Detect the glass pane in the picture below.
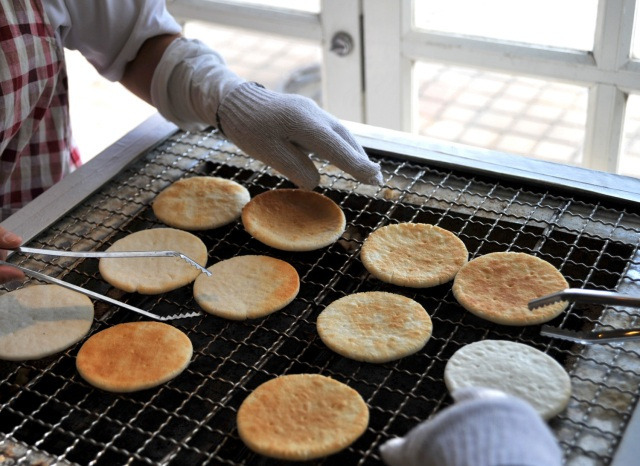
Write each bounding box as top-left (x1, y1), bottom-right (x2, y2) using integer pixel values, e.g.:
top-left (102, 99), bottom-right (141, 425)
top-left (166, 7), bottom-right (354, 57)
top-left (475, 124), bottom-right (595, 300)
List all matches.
top-left (211, 0), bottom-right (320, 13)
top-left (633, 5), bottom-right (640, 59)
top-left (416, 62), bottom-right (587, 167)
top-left (184, 21), bottom-right (322, 97)
top-left (620, 94), bottom-right (640, 178)
top-left (414, 0), bottom-right (598, 51)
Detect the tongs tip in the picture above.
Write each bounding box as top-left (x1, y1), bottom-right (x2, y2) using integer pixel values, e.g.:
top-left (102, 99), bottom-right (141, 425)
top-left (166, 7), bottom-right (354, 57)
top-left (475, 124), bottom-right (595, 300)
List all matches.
top-left (528, 290), bottom-right (567, 310)
top-left (175, 253), bottom-right (211, 276)
top-left (156, 311), bottom-right (203, 321)
top-left (529, 288), bottom-right (640, 311)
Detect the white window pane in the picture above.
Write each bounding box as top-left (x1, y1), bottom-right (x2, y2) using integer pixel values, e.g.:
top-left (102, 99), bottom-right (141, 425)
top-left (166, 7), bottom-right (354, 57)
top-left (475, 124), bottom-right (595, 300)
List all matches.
top-left (633, 5), bottom-right (640, 59)
top-left (183, 22), bottom-right (322, 98)
top-left (413, 0), bottom-right (597, 51)
top-left (620, 94), bottom-right (640, 178)
top-left (209, 0), bottom-right (320, 13)
top-left (416, 63), bottom-right (587, 167)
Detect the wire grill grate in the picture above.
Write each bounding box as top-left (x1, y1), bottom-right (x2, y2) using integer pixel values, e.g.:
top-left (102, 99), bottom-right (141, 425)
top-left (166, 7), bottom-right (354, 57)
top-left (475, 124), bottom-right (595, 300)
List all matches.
top-left (1, 128), bottom-right (639, 465)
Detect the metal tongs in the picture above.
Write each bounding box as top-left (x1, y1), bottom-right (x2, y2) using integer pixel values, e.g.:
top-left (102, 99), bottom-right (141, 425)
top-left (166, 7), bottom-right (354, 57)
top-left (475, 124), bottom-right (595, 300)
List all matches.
top-left (0, 246), bottom-right (212, 321)
top-left (0, 260), bottom-right (201, 321)
top-left (13, 246), bottom-right (211, 276)
top-left (528, 288), bottom-right (640, 344)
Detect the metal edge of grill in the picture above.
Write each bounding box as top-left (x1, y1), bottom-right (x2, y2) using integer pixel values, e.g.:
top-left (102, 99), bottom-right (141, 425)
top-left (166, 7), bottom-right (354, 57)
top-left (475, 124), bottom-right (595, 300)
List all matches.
top-left (1, 115), bottom-right (639, 466)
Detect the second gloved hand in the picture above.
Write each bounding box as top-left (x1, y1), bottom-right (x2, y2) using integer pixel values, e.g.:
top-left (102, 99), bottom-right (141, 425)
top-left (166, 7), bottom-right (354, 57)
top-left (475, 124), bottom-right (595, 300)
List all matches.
top-left (379, 387), bottom-right (563, 466)
top-left (152, 37), bottom-right (382, 190)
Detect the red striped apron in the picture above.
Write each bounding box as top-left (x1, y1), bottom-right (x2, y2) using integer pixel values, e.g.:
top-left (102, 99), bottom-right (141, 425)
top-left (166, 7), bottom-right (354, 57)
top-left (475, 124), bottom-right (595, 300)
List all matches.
top-left (1, 0), bottom-right (81, 220)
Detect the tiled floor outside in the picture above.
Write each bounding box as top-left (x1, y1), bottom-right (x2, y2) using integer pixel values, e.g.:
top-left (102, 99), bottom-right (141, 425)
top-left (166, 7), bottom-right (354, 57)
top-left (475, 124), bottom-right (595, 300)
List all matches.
top-left (416, 64), bottom-right (588, 167)
top-left (66, 21), bottom-right (640, 178)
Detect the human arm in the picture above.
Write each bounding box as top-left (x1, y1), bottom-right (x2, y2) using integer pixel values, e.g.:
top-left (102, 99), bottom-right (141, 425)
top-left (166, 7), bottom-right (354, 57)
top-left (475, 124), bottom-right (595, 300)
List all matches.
top-left (120, 33), bottom-right (181, 104)
top-left (44, 0), bottom-right (382, 189)
top-left (147, 36), bottom-right (383, 189)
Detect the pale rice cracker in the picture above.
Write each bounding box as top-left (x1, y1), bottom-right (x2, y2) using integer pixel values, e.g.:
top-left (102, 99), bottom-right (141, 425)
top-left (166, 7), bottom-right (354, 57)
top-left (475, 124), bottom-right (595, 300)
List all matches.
top-left (193, 255), bottom-right (299, 320)
top-left (152, 176), bottom-right (250, 230)
top-left (317, 291), bottom-right (433, 363)
top-left (76, 321), bottom-right (192, 393)
top-left (444, 339), bottom-right (572, 420)
top-left (361, 223), bottom-right (468, 287)
top-left (0, 285), bottom-right (94, 361)
top-left (241, 189), bottom-right (346, 251)
top-left (237, 373), bottom-right (369, 461)
top-left (98, 228), bottom-right (208, 294)
top-left (452, 251), bottom-right (568, 325)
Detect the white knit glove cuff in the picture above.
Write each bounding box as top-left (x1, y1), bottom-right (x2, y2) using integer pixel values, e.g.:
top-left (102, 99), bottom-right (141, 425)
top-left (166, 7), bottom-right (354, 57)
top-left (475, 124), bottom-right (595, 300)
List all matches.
top-left (151, 37), bottom-right (382, 189)
top-left (150, 37), bottom-right (244, 132)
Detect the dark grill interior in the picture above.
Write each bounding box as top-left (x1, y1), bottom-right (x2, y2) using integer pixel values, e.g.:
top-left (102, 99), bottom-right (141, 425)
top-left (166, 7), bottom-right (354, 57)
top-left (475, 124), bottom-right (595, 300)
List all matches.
top-left (1, 128), bottom-right (639, 465)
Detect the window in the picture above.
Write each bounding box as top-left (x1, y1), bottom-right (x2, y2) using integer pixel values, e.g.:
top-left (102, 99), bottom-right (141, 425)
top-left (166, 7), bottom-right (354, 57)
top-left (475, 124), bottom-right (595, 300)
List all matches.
top-left (415, 63), bottom-right (588, 167)
top-left (621, 94), bottom-right (640, 177)
top-left (183, 22), bottom-right (321, 95)
top-left (634, 4), bottom-right (640, 58)
top-left (68, 0), bottom-right (640, 177)
top-left (413, 0), bottom-right (598, 51)
top-left (362, 0), bottom-right (640, 176)
top-left (224, 0), bottom-right (319, 12)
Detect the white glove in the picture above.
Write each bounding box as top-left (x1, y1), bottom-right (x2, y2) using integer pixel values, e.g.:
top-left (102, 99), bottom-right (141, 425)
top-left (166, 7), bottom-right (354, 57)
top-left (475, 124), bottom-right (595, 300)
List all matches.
top-left (380, 387), bottom-right (562, 466)
top-left (151, 37), bottom-right (382, 189)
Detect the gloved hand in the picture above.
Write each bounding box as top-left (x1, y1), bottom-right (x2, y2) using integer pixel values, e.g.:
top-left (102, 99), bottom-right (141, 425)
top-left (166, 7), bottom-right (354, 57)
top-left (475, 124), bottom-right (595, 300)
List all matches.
top-left (379, 387), bottom-right (562, 466)
top-left (151, 37), bottom-right (382, 190)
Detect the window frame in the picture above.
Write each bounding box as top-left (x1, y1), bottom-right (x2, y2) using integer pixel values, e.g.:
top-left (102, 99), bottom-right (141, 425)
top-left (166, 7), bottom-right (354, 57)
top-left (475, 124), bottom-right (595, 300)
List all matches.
top-left (363, 0), bottom-right (639, 173)
top-left (168, 0), bottom-right (639, 174)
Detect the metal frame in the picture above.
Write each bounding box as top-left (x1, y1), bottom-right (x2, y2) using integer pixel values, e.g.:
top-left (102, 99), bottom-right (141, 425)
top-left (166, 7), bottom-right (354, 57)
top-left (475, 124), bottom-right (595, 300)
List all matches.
top-left (320, 0), bottom-right (364, 122)
top-left (345, 120), bottom-right (640, 206)
top-left (1, 114), bottom-right (639, 464)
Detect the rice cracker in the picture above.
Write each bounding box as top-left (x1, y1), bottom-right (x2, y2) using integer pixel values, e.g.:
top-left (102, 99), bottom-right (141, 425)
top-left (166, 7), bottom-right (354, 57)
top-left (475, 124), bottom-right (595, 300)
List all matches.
top-left (152, 176), bottom-right (250, 230)
top-left (76, 321), bottom-right (192, 392)
top-left (193, 255), bottom-right (299, 319)
top-left (444, 339), bottom-right (571, 419)
top-left (361, 223), bottom-right (468, 287)
top-left (0, 285), bottom-right (94, 361)
top-left (241, 189), bottom-right (346, 251)
top-left (237, 373), bottom-right (369, 461)
top-left (317, 291), bottom-right (433, 363)
top-left (98, 228), bottom-right (208, 294)
top-left (452, 251), bottom-right (568, 325)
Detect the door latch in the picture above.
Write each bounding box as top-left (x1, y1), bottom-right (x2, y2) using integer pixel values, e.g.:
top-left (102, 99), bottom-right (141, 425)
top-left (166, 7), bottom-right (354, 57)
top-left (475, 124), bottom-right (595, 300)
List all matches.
top-left (330, 31), bottom-right (354, 57)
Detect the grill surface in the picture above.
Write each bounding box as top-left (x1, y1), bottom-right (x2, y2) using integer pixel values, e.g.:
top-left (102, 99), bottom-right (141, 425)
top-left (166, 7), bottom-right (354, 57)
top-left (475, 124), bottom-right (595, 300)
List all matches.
top-left (1, 128), bottom-right (639, 465)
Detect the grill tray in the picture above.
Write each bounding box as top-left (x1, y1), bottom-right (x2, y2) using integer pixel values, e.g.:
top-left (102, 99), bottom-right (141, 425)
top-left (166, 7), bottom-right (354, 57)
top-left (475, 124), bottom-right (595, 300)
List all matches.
top-left (1, 127), bottom-right (640, 465)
